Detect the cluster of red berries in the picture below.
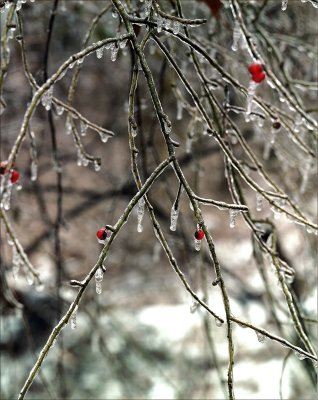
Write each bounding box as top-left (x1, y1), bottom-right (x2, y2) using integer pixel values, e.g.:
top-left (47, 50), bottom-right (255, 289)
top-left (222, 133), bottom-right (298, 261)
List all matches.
top-left (96, 226), bottom-right (108, 242)
top-left (194, 228), bottom-right (204, 241)
top-left (0, 161), bottom-right (20, 184)
top-left (248, 63), bottom-right (266, 83)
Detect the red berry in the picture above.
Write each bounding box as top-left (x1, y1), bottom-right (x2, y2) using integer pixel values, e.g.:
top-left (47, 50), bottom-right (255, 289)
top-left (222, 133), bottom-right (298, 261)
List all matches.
top-left (194, 229), bottom-right (204, 240)
top-left (248, 63), bottom-right (263, 75)
top-left (96, 227), bottom-right (107, 241)
top-left (251, 71), bottom-right (266, 83)
top-left (10, 169), bottom-right (20, 184)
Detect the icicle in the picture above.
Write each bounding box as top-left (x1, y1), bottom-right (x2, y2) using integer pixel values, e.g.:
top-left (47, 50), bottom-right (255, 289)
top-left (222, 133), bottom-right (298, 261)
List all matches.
top-left (137, 197), bottom-right (145, 233)
top-left (263, 141), bottom-right (272, 160)
top-left (111, 8), bottom-right (118, 18)
top-left (176, 99), bottom-right (183, 120)
top-left (41, 86), bottom-right (53, 111)
top-left (16, 0), bottom-right (22, 11)
top-left (170, 206), bottom-right (179, 231)
top-left (26, 270), bottom-right (34, 286)
top-left (163, 19), bottom-right (171, 34)
top-left (190, 298), bottom-right (199, 314)
top-left (157, 13), bottom-right (163, 30)
top-left (31, 160), bottom-right (38, 181)
top-left (152, 242), bottom-right (161, 263)
top-left (70, 305), bottom-right (78, 329)
top-left (94, 160), bottom-right (101, 172)
top-left (256, 331), bottom-right (266, 343)
top-left (300, 159), bottom-right (312, 194)
top-left (99, 131), bottom-right (109, 143)
top-left (0, 177), bottom-right (12, 211)
top-left (65, 116), bottom-right (72, 135)
top-left (256, 193), bottom-right (263, 211)
top-left (293, 114), bottom-right (303, 133)
top-left (186, 136), bottom-right (193, 154)
top-left (144, 0), bottom-right (152, 16)
top-left (51, 338), bottom-right (57, 348)
top-left (110, 43), bottom-right (119, 62)
top-left (194, 238), bottom-right (201, 251)
top-left (229, 209), bottom-right (238, 228)
top-left (95, 267), bottom-right (103, 295)
top-left (96, 46), bottom-right (104, 59)
top-left (281, 0), bottom-right (288, 11)
top-left (231, 20), bottom-right (241, 51)
top-left (55, 105), bottom-right (64, 116)
top-left (246, 81), bottom-right (257, 118)
top-left (80, 121), bottom-right (87, 136)
top-left (77, 148), bottom-right (83, 167)
top-left (258, 116), bottom-right (264, 127)
top-left (12, 246), bottom-right (21, 280)
top-left (215, 317), bottom-right (223, 327)
top-left (77, 58), bottom-right (84, 65)
top-left (172, 20), bottom-right (180, 35)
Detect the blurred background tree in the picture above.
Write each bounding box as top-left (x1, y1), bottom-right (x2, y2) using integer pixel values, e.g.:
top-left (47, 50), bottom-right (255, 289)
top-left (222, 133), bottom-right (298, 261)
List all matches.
top-left (0, 0), bottom-right (317, 399)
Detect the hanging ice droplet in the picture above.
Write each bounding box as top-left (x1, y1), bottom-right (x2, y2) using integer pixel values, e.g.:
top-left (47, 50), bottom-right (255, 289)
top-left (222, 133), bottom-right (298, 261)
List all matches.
top-left (56, 105), bottom-right (64, 116)
top-left (256, 193), bottom-right (263, 211)
top-left (246, 80), bottom-right (257, 117)
top-left (112, 8), bottom-right (118, 18)
top-left (137, 197), bottom-right (145, 233)
top-left (229, 209), bottom-right (238, 228)
top-left (1, 175), bottom-right (12, 211)
top-left (99, 131), bottom-right (109, 143)
top-left (172, 20), bottom-right (180, 35)
top-left (295, 351), bottom-right (306, 360)
top-left (194, 238), bottom-right (201, 251)
top-left (65, 116), bottom-right (72, 135)
top-left (163, 18), bottom-right (171, 34)
top-left (31, 160), bottom-right (38, 181)
top-left (176, 100), bottom-right (183, 120)
top-left (41, 86), bottom-right (53, 111)
top-left (263, 141), bottom-right (272, 160)
top-left (80, 121), bottom-right (87, 136)
top-left (190, 298), bottom-right (199, 314)
top-left (94, 160), bottom-right (101, 172)
top-left (256, 331), bottom-right (266, 343)
top-left (231, 20), bottom-right (241, 51)
top-left (51, 338), bottom-right (57, 348)
top-left (95, 267), bottom-right (103, 295)
top-left (170, 206), bottom-right (179, 231)
top-left (119, 39), bottom-right (128, 49)
top-left (300, 159), bottom-right (312, 194)
top-left (110, 43), bottom-right (119, 62)
top-left (70, 305), bottom-right (78, 329)
top-left (157, 15), bottom-right (163, 33)
top-left (215, 317), bottom-right (223, 327)
top-left (26, 270), bottom-right (34, 286)
top-left (281, 0), bottom-right (288, 11)
top-left (12, 247), bottom-right (21, 279)
top-left (96, 46), bottom-right (104, 59)
top-left (144, 0), bottom-right (152, 16)
top-left (77, 148), bottom-right (83, 167)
